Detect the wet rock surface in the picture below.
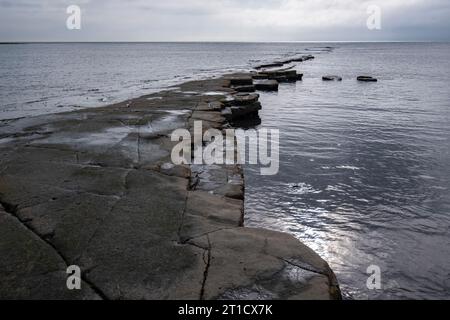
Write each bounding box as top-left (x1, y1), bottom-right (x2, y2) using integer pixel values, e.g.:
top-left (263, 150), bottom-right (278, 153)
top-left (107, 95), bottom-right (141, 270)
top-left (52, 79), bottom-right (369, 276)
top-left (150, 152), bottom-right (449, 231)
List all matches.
top-left (357, 76), bottom-right (378, 82)
top-left (0, 73), bottom-right (341, 300)
top-left (255, 80), bottom-right (280, 91)
top-left (322, 76), bottom-right (342, 81)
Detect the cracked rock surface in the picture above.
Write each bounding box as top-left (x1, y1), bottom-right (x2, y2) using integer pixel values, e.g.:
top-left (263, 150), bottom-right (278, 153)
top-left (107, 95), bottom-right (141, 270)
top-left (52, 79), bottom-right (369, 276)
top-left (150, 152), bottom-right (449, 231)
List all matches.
top-left (0, 75), bottom-right (341, 300)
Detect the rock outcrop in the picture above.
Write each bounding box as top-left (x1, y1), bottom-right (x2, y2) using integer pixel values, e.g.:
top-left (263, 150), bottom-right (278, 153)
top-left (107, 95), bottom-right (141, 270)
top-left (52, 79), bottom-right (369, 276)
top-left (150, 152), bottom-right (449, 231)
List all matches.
top-left (0, 73), bottom-right (341, 300)
top-left (254, 80), bottom-right (279, 91)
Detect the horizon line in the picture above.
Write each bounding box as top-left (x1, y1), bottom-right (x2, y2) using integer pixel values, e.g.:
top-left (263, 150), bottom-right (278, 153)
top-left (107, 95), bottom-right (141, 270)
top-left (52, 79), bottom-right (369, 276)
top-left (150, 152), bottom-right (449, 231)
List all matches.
top-left (1, 40), bottom-right (450, 44)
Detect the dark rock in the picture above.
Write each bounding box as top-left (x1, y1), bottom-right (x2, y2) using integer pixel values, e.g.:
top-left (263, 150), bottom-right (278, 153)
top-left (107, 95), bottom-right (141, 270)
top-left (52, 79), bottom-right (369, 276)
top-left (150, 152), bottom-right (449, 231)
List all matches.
top-left (265, 68), bottom-right (298, 82)
top-left (232, 85), bottom-right (256, 93)
top-left (290, 57), bottom-right (305, 62)
top-left (302, 54), bottom-right (315, 61)
top-left (281, 56), bottom-right (304, 64)
top-left (283, 70), bottom-right (298, 82)
top-left (231, 115), bottom-right (262, 129)
top-left (255, 80), bottom-right (279, 91)
top-left (274, 76), bottom-right (288, 82)
top-left (229, 102), bottom-right (262, 119)
top-left (252, 73), bottom-right (268, 80)
top-left (228, 76), bottom-right (253, 86)
top-left (357, 76), bottom-right (378, 82)
top-left (297, 73), bottom-right (304, 81)
top-left (255, 62), bottom-right (284, 70)
top-left (322, 75), bottom-right (342, 81)
top-left (228, 93), bottom-right (260, 106)
top-left (0, 205), bottom-right (101, 300)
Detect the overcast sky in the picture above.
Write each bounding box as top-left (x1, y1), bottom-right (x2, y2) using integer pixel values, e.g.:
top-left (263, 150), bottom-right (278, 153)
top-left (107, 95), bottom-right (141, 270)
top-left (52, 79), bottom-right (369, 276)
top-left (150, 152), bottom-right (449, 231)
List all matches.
top-left (1, 0), bottom-right (449, 42)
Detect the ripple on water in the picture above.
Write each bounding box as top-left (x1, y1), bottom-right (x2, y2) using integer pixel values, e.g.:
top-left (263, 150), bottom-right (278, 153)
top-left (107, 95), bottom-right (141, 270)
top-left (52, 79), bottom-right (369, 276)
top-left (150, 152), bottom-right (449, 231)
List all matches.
top-left (244, 43), bottom-right (450, 300)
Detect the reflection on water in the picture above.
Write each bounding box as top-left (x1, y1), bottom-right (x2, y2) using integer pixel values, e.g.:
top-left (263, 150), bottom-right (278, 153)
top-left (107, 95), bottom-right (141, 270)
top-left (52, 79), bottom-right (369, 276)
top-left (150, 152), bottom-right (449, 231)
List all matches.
top-left (244, 43), bottom-right (450, 300)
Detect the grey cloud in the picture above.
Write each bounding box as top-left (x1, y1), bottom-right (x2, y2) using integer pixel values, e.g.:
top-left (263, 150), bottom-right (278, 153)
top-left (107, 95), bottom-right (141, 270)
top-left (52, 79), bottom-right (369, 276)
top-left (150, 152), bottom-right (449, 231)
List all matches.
top-left (0, 0), bottom-right (449, 42)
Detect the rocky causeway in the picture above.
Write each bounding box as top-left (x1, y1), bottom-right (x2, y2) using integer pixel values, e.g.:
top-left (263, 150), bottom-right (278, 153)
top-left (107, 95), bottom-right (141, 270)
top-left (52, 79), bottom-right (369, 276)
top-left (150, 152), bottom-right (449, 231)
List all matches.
top-left (0, 68), bottom-right (342, 300)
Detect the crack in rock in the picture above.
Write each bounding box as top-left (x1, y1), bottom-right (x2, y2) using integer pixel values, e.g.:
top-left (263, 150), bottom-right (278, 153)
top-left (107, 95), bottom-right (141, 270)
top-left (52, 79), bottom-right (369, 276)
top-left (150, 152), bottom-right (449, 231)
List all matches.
top-left (199, 235), bottom-right (212, 300)
top-left (0, 200), bottom-right (108, 300)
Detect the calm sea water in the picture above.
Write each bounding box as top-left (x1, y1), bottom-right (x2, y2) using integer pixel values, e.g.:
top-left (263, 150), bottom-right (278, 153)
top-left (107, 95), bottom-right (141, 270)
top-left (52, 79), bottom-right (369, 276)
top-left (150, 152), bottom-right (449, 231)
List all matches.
top-left (0, 42), bottom-right (311, 120)
top-left (243, 42), bottom-right (450, 300)
top-left (1, 42), bottom-right (449, 299)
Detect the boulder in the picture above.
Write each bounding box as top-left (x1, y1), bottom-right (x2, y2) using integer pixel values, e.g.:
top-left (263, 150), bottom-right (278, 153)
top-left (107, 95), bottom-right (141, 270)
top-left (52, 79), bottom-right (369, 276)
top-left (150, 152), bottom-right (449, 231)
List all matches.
top-left (255, 80), bottom-right (279, 91)
top-left (297, 73), bottom-right (304, 81)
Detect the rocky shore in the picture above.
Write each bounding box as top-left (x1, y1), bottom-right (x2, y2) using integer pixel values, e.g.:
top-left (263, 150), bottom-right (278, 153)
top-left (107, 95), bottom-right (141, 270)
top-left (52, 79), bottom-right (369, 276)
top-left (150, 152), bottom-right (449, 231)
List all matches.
top-left (0, 66), bottom-right (341, 299)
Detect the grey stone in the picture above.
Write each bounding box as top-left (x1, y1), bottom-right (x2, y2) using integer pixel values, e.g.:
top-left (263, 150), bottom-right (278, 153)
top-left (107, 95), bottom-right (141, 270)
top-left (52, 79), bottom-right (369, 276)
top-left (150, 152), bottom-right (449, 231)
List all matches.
top-left (228, 77), bottom-right (253, 86)
top-left (254, 62), bottom-right (284, 70)
top-left (0, 205), bottom-right (100, 300)
top-left (0, 72), bottom-right (340, 300)
top-left (255, 80), bottom-right (279, 91)
top-left (229, 93), bottom-right (260, 106)
top-left (232, 85), bottom-right (256, 93)
top-left (357, 76), bottom-right (378, 82)
top-left (322, 75), bottom-right (342, 81)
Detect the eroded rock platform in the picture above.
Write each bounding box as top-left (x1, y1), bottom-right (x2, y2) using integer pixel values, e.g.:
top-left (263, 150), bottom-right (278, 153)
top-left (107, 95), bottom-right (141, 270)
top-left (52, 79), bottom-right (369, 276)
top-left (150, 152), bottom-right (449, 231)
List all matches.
top-left (0, 75), bottom-right (341, 300)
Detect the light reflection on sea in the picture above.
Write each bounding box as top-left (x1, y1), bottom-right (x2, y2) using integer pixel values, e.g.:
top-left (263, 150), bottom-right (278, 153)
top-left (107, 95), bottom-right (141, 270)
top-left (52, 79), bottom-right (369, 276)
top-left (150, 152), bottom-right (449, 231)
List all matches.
top-left (244, 43), bottom-right (450, 300)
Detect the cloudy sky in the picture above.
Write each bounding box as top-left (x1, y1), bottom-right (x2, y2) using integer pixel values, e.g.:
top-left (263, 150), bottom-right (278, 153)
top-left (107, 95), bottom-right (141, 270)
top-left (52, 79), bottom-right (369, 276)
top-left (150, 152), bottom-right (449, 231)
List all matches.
top-left (1, 0), bottom-right (449, 42)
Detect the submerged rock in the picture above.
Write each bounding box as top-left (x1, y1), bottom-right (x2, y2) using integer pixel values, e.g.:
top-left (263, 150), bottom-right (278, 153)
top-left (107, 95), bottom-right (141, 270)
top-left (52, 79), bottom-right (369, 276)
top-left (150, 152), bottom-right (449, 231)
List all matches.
top-left (255, 62), bottom-right (284, 70)
top-left (254, 80), bottom-right (279, 91)
top-left (281, 56), bottom-right (305, 64)
top-left (302, 54), bottom-right (315, 61)
top-left (357, 76), bottom-right (378, 82)
top-left (322, 75), bottom-right (342, 81)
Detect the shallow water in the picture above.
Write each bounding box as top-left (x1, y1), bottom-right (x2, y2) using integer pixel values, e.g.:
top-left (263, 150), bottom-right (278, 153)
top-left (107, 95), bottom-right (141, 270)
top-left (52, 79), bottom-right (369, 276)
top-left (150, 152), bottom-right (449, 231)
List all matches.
top-left (0, 42), bottom-right (317, 120)
top-left (243, 43), bottom-right (450, 299)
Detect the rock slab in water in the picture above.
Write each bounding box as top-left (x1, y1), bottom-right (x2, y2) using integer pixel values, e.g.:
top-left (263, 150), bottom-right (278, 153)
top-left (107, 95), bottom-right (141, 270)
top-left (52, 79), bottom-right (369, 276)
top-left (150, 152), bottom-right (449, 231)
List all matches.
top-left (357, 76), bottom-right (378, 82)
top-left (255, 62), bottom-right (284, 70)
top-left (227, 93), bottom-right (260, 106)
top-left (254, 80), bottom-right (279, 91)
top-left (322, 76), bottom-right (342, 81)
top-left (228, 76), bottom-right (254, 86)
top-left (232, 85), bottom-right (256, 93)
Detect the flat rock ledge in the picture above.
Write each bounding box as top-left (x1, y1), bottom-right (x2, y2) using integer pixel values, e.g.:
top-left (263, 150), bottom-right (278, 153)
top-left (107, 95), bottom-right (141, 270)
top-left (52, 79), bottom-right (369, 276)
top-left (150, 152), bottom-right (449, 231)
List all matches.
top-left (0, 73), bottom-right (341, 300)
